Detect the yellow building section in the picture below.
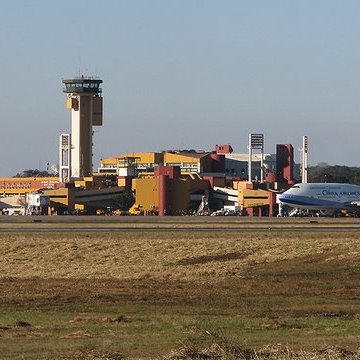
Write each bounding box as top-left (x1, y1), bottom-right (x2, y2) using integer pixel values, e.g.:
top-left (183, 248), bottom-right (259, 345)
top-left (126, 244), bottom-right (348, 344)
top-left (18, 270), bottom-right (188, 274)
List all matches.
top-left (132, 178), bottom-right (159, 210)
top-left (238, 188), bottom-right (270, 208)
top-left (100, 157), bottom-right (120, 167)
top-left (129, 152), bottom-right (163, 164)
top-left (74, 177), bottom-right (94, 189)
top-left (100, 152), bottom-right (209, 174)
top-left (100, 152), bottom-right (163, 168)
top-left (163, 152), bottom-right (205, 164)
top-left (132, 176), bottom-right (210, 214)
top-left (169, 177), bottom-right (209, 213)
top-left (163, 152), bottom-right (208, 173)
top-left (43, 188), bottom-right (75, 209)
top-left (137, 171), bottom-right (155, 179)
top-left (117, 177), bottom-right (128, 187)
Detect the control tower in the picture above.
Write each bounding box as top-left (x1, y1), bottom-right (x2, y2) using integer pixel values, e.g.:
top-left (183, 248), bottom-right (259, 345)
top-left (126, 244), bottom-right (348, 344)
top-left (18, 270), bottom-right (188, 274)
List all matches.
top-left (62, 77), bottom-right (103, 179)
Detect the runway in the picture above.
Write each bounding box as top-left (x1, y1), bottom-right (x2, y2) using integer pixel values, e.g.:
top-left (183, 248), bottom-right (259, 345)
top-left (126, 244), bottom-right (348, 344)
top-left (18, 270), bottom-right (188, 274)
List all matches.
top-left (1, 216), bottom-right (360, 232)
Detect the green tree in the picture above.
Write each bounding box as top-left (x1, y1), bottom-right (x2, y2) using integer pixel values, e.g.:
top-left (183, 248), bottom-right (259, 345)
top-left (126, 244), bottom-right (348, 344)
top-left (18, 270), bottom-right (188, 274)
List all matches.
top-left (115, 190), bottom-right (135, 210)
top-left (14, 169), bottom-right (53, 178)
top-left (308, 165), bottom-right (360, 184)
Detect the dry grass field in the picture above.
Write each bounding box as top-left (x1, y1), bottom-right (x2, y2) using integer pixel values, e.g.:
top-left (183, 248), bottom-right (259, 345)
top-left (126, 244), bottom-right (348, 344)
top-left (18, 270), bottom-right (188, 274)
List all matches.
top-left (0, 217), bottom-right (359, 359)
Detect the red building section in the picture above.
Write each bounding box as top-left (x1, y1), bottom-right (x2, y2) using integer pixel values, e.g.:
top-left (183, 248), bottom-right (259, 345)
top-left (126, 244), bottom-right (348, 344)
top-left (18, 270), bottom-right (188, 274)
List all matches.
top-left (276, 144), bottom-right (294, 184)
top-left (209, 153), bottom-right (225, 173)
top-left (202, 175), bottom-right (226, 188)
top-left (0, 177), bottom-right (64, 195)
top-left (158, 174), bottom-right (168, 216)
top-left (155, 165), bottom-right (181, 216)
top-left (265, 172), bottom-right (277, 183)
top-left (154, 165), bottom-right (180, 179)
top-left (215, 144), bottom-right (233, 154)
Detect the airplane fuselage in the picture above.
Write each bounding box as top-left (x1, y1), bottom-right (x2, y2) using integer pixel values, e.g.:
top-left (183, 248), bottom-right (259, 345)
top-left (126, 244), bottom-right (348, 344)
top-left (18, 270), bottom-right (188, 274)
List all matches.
top-left (278, 183), bottom-right (360, 211)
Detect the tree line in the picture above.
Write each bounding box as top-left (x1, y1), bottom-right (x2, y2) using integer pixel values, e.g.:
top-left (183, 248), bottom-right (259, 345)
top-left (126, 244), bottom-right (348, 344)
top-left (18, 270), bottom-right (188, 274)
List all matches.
top-left (14, 169), bottom-right (53, 178)
top-left (308, 164), bottom-right (360, 184)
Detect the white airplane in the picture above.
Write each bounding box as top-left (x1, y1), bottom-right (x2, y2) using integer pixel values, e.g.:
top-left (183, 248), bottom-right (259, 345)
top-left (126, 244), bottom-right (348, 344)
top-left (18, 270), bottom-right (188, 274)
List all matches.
top-left (278, 183), bottom-right (360, 213)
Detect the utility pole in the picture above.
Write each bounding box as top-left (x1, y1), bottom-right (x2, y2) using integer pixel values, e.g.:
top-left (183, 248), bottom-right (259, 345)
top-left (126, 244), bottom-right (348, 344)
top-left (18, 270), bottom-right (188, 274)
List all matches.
top-left (301, 135), bottom-right (308, 183)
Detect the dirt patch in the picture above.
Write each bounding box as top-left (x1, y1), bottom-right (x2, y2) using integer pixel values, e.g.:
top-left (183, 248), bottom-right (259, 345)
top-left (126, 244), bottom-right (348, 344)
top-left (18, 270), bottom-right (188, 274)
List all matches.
top-left (162, 344), bottom-right (360, 360)
top-left (175, 251), bottom-right (252, 266)
top-left (313, 311), bottom-right (358, 319)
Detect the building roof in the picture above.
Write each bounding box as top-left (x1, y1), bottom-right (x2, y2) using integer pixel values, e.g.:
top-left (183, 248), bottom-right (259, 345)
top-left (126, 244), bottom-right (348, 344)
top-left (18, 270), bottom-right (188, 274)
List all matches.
top-left (225, 153), bottom-right (276, 162)
top-left (165, 152), bottom-right (208, 159)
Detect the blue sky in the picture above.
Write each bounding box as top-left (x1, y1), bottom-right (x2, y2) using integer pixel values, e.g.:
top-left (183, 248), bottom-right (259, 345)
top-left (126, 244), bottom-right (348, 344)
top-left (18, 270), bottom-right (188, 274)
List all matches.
top-left (1, 0), bottom-right (360, 176)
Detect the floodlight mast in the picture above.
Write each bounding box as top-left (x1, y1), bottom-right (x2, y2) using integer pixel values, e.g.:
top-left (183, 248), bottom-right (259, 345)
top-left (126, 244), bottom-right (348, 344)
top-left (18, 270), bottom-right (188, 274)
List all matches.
top-left (59, 133), bottom-right (71, 183)
top-left (248, 133), bottom-right (264, 182)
